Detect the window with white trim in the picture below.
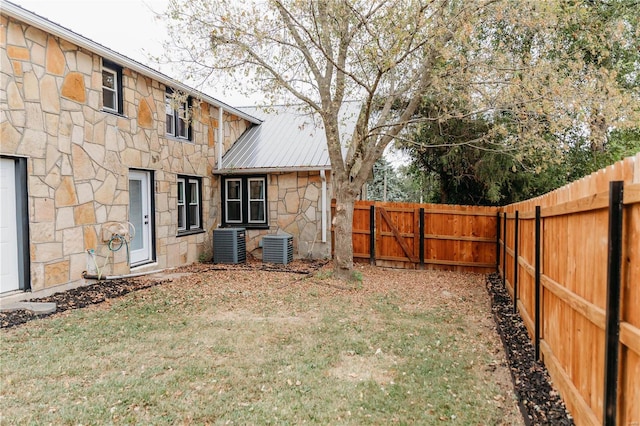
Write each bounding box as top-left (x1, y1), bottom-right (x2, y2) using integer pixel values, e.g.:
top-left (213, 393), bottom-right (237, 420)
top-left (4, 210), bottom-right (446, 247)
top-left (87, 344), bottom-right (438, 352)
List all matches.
top-left (177, 176), bottom-right (202, 234)
top-left (248, 178), bottom-right (266, 223)
top-left (102, 60), bottom-right (123, 114)
top-left (165, 91), bottom-right (191, 140)
top-left (225, 178), bottom-right (242, 223)
top-left (222, 176), bottom-right (268, 227)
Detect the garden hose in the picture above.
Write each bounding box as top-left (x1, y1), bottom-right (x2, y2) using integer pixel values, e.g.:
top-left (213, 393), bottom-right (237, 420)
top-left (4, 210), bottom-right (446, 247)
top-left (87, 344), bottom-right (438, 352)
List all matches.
top-left (84, 222), bottom-right (136, 280)
top-left (108, 234), bottom-right (130, 266)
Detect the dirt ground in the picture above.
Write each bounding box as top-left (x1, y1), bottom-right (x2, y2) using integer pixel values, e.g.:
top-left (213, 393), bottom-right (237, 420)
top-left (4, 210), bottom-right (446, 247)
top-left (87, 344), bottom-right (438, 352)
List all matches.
top-left (1, 259), bottom-right (573, 424)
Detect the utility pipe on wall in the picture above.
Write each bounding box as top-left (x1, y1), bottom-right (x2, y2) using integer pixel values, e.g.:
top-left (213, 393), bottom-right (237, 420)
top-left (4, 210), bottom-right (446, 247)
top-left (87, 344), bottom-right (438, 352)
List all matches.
top-left (217, 106), bottom-right (224, 169)
top-left (320, 170), bottom-right (327, 243)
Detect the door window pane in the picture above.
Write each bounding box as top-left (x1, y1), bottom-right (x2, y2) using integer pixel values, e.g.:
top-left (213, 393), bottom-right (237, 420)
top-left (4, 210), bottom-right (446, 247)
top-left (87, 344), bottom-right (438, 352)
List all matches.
top-left (129, 180), bottom-right (143, 251)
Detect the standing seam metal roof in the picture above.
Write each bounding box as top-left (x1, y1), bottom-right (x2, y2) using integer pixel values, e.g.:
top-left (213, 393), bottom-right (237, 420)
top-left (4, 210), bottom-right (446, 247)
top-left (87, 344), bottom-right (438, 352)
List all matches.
top-left (218, 103), bottom-right (359, 173)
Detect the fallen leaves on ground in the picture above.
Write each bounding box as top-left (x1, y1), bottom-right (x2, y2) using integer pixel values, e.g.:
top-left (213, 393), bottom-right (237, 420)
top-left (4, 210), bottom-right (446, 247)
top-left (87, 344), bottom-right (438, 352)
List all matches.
top-left (1, 260), bottom-right (572, 424)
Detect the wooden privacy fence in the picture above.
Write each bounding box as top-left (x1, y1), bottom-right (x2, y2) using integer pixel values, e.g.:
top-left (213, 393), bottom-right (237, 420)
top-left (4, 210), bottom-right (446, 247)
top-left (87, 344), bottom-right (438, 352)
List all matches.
top-left (332, 154), bottom-right (638, 425)
top-left (500, 153), bottom-right (640, 426)
top-left (332, 200), bottom-right (499, 273)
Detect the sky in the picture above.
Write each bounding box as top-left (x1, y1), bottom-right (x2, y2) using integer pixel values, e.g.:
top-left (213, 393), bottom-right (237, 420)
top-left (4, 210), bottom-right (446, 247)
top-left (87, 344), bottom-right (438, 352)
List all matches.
top-left (8, 0), bottom-right (257, 106)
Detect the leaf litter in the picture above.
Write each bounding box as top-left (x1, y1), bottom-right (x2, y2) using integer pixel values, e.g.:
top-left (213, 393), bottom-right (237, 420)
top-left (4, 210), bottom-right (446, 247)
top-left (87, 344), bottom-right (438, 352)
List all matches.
top-left (1, 259), bottom-right (571, 424)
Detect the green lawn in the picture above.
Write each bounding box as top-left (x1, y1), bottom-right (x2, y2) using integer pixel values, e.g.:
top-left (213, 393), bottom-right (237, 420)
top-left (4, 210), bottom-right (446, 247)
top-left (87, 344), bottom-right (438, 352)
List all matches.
top-left (0, 265), bottom-right (521, 425)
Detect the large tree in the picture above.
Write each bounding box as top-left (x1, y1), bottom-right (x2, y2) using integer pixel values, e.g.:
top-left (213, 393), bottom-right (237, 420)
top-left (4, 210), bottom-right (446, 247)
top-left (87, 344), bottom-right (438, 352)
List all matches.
top-left (405, 117), bottom-right (640, 206)
top-left (402, 0), bottom-right (640, 206)
top-left (162, 0), bottom-right (638, 280)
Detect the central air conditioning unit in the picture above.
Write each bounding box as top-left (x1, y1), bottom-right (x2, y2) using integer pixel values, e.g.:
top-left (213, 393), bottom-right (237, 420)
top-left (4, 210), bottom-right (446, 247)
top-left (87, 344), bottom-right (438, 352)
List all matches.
top-left (213, 228), bottom-right (246, 264)
top-left (262, 233), bottom-right (293, 265)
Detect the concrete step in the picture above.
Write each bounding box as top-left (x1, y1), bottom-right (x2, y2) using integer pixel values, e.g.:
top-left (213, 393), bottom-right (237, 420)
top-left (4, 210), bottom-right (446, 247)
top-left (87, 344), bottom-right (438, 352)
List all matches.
top-left (0, 301), bottom-right (57, 315)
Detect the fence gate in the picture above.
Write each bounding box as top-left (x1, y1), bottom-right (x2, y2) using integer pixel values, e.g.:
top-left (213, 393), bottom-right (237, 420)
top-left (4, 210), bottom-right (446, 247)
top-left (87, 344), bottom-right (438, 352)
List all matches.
top-left (332, 200), bottom-right (498, 273)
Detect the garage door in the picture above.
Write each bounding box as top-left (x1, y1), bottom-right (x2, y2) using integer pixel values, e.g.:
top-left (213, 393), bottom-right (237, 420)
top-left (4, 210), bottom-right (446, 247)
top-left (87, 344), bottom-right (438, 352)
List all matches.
top-left (0, 158), bottom-right (20, 293)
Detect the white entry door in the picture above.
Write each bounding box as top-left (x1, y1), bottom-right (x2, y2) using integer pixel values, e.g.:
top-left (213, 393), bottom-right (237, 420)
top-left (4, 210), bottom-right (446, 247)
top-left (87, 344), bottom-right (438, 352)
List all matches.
top-left (0, 158), bottom-right (20, 293)
top-left (129, 170), bottom-right (153, 265)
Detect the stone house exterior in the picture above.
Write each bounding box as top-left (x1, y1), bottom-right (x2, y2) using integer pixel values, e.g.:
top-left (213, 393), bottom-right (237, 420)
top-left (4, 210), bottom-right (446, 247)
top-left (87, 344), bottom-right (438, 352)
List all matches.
top-left (216, 105), bottom-right (357, 260)
top-left (1, 2), bottom-right (347, 298)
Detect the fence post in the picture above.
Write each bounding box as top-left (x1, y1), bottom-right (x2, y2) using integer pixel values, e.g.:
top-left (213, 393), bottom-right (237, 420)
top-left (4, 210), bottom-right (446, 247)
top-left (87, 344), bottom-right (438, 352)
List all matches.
top-left (503, 211), bottom-right (507, 287)
top-left (369, 205), bottom-right (376, 265)
top-left (513, 210), bottom-right (519, 314)
top-left (603, 181), bottom-right (624, 426)
top-left (496, 211), bottom-right (501, 273)
top-left (534, 205), bottom-right (541, 361)
top-left (419, 208), bottom-right (425, 268)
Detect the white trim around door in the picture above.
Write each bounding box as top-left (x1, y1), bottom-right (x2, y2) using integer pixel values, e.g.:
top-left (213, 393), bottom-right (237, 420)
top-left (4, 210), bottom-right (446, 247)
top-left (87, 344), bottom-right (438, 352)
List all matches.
top-left (128, 170), bottom-right (154, 266)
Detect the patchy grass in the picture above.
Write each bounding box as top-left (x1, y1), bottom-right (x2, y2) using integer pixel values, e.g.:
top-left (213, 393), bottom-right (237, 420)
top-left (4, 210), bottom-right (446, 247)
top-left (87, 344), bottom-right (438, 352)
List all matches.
top-left (0, 264), bottom-right (522, 425)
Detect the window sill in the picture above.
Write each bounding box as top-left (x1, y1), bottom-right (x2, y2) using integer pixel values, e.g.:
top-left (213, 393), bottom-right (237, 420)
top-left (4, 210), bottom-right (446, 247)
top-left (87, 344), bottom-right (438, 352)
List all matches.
top-left (177, 229), bottom-right (205, 237)
top-left (221, 224), bottom-right (270, 230)
top-left (101, 109), bottom-right (126, 118)
top-left (165, 135), bottom-right (194, 143)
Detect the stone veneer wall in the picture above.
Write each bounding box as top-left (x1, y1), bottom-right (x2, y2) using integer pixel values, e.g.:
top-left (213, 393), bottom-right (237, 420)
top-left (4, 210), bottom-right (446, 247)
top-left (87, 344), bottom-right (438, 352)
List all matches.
top-left (241, 171), bottom-right (332, 260)
top-left (1, 15), bottom-right (250, 291)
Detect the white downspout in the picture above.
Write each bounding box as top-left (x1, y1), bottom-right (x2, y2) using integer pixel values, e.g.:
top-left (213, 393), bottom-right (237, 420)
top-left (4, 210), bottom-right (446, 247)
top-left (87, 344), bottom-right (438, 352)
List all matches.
top-left (320, 169), bottom-right (327, 243)
top-left (217, 106), bottom-right (224, 169)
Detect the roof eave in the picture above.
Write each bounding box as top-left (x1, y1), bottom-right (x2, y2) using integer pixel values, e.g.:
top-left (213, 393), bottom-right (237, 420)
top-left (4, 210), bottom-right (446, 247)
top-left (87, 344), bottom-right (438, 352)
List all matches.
top-left (2, 1), bottom-right (261, 125)
top-left (213, 166), bottom-right (332, 175)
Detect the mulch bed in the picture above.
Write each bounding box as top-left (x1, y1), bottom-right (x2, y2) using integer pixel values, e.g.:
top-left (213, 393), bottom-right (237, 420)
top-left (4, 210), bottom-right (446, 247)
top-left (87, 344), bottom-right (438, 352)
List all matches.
top-left (486, 273), bottom-right (574, 426)
top-left (2, 262), bottom-right (574, 425)
top-left (0, 278), bottom-right (165, 328)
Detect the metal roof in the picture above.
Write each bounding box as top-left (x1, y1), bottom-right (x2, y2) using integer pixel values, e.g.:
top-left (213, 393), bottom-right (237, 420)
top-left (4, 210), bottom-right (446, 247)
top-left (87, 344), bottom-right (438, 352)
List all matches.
top-left (2, 1), bottom-right (261, 125)
top-left (217, 103), bottom-right (360, 174)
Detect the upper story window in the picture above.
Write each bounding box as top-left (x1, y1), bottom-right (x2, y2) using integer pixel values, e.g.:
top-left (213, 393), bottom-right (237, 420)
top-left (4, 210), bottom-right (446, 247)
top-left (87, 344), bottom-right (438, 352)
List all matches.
top-left (102, 60), bottom-right (123, 114)
top-left (165, 91), bottom-right (191, 141)
top-left (177, 175), bottom-right (203, 235)
top-left (222, 175), bottom-right (268, 228)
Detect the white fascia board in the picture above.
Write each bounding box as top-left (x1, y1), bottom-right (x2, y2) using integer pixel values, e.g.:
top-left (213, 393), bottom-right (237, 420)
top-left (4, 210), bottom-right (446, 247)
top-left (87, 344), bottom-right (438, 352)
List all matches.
top-left (212, 166), bottom-right (331, 175)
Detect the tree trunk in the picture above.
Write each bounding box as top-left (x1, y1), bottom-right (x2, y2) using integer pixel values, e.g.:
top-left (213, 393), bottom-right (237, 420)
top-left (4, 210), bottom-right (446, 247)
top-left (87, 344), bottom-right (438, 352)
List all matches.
top-left (332, 187), bottom-right (356, 281)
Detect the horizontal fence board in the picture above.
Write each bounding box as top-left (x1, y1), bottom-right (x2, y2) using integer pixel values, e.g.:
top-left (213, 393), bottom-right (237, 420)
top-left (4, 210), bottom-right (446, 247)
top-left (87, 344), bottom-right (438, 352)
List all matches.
top-left (423, 259), bottom-right (495, 268)
top-left (421, 209), bottom-right (497, 217)
top-left (623, 182), bottom-right (640, 204)
top-left (424, 234), bottom-right (495, 243)
top-left (541, 274), bottom-right (606, 331)
top-left (620, 322), bottom-right (640, 356)
top-left (541, 190), bottom-right (609, 218)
